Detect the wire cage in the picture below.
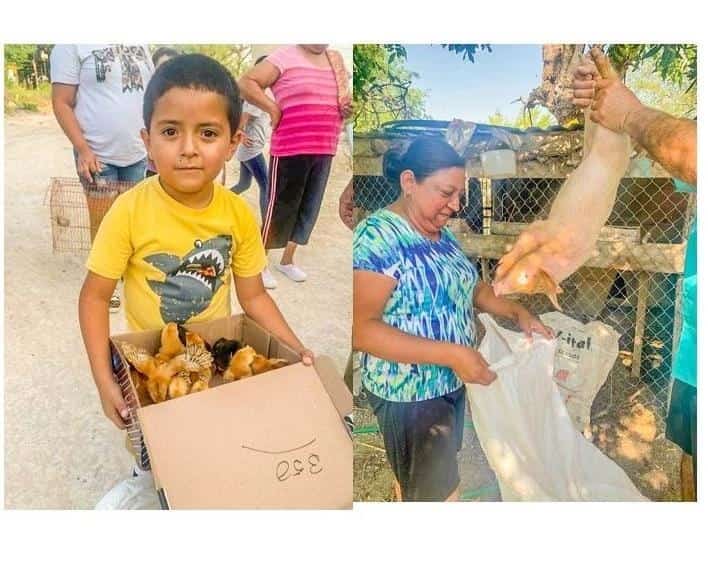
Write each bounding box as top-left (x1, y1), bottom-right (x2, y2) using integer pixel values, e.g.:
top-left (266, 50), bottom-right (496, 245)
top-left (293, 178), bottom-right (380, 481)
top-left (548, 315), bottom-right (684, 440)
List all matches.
top-left (353, 171), bottom-right (695, 417)
top-left (47, 177), bottom-right (139, 254)
top-left (110, 343), bottom-right (151, 471)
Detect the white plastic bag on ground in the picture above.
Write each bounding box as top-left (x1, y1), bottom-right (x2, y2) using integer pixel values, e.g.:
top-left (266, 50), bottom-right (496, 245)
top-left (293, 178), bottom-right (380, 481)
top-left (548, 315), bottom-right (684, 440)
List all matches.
top-left (467, 314), bottom-right (646, 501)
top-left (540, 311), bottom-right (620, 438)
top-left (95, 472), bottom-right (161, 510)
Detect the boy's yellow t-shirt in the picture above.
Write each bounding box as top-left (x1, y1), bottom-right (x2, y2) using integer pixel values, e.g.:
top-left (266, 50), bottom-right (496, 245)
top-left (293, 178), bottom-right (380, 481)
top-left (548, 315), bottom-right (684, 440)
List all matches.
top-left (87, 176), bottom-right (267, 330)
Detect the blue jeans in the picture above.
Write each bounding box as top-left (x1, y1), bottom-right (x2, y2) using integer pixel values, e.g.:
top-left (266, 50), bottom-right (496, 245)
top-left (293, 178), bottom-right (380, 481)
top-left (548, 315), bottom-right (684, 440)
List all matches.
top-left (92, 157), bottom-right (148, 183)
top-left (232, 153), bottom-right (268, 219)
top-left (74, 152), bottom-right (147, 195)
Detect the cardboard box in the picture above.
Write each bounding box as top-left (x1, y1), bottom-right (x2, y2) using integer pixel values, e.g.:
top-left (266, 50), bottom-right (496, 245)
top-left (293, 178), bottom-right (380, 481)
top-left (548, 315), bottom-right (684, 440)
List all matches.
top-left (110, 314), bottom-right (353, 509)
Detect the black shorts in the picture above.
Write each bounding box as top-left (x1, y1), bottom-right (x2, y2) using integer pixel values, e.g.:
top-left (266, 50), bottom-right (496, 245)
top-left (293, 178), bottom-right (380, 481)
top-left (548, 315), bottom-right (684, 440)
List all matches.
top-left (261, 154), bottom-right (333, 250)
top-left (366, 387), bottom-right (466, 501)
top-left (666, 378), bottom-right (697, 457)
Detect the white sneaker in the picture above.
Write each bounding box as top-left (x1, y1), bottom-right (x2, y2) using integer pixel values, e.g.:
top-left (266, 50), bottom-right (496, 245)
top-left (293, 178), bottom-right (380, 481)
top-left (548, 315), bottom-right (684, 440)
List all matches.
top-left (261, 268), bottom-right (278, 289)
top-left (276, 263), bottom-right (307, 282)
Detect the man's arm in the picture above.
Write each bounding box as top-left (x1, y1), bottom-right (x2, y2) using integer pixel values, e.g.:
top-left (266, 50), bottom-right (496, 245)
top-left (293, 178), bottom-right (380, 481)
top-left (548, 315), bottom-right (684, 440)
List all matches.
top-left (624, 107), bottom-right (696, 186)
top-left (573, 50), bottom-right (697, 186)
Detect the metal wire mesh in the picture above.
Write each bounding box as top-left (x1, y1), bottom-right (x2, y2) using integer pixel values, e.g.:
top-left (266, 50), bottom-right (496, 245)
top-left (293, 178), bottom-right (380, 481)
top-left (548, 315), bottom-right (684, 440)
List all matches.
top-left (47, 177), bottom-right (139, 253)
top-left (353, 173), bottom-right (695, 416)
top-left (110, 343), bottom-right (151, 471)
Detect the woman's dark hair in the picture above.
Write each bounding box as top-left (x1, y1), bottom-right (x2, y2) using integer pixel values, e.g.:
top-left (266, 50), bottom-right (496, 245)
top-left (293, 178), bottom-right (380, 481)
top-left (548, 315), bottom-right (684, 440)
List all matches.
top-left (143, 53), bottom-right (242, 134)
top-left (151, 46), bottom-right (181, 66)
top-left (383, 136), bottom-right (465, 188)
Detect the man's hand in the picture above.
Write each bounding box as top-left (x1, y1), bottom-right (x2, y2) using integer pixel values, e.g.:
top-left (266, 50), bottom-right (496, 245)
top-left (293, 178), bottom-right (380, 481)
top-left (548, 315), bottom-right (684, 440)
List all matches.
top-left (572, 48), bottom-right (644, 134)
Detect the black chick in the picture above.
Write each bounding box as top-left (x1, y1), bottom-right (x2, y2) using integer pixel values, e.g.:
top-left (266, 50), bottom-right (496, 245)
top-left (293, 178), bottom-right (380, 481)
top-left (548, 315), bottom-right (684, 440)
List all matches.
top-left (212, 338), bottom-right (242, 372)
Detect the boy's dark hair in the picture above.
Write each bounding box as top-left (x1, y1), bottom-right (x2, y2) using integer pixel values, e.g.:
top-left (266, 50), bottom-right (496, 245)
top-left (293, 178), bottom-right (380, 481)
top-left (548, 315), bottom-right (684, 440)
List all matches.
top-left (151, 46), bottom-right (181, 66)
top-left (143, 53), bottom-right (242, 135)
top-left (383, 136), bottom-right (465, 188)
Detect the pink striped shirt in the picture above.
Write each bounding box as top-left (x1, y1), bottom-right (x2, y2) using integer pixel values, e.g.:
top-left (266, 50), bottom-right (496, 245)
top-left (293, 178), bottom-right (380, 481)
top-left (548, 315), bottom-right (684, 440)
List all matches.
top-left (267, 46), bottom-right (342, 156)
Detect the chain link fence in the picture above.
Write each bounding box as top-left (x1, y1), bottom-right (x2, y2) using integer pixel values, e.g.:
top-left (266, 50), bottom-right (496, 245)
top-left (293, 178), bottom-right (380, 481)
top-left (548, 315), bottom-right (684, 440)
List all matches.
top-left (353, 172), bottom-right (695, 417)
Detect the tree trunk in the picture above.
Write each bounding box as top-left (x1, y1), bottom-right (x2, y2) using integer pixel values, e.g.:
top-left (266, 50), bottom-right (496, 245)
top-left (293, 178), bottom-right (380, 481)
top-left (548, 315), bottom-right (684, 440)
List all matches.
top-left (528, 44), bottom-right (586, 127)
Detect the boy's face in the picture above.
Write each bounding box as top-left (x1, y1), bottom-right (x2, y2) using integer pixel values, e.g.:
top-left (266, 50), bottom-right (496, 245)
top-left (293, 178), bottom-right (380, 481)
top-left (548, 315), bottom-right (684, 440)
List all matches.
top-left (141, 87), bottom-right (237, 198)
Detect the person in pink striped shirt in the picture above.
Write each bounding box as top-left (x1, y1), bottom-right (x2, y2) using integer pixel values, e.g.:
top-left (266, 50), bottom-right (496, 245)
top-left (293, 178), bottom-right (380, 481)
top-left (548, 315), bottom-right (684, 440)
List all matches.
top-left (239, 44), bottom-right (352, 288)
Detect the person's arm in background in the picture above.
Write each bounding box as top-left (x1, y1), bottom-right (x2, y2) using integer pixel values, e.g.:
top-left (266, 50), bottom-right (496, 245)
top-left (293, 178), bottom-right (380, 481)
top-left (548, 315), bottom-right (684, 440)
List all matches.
top-left (573, 57), bottom-right (696, 186)
top-left (353, 270), bottom-right (496, 385)
top-left (52, 83), bottom-right (100, 183)
top-left (339, 178), bottom-right (355, 229)
top-left (49, 45), bottom-right (101, 182)
top-left (238, 62), bottom-right (282, 129)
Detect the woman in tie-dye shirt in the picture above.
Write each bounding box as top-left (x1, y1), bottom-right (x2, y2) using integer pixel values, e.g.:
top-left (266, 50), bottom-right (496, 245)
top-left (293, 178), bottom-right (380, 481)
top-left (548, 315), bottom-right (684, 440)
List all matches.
top-left (353, 137), bottom-right (552, 502)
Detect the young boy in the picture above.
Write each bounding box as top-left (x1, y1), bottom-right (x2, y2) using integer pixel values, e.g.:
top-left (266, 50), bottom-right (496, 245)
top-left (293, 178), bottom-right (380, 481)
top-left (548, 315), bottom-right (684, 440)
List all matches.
top-left (78, 54), bottom-right (313, 434)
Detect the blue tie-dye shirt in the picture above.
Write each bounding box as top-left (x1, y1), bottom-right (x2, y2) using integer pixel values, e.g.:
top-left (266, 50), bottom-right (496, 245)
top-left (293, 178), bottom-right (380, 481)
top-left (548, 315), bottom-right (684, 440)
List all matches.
top-left (354, 209), bottom-right (479, 402)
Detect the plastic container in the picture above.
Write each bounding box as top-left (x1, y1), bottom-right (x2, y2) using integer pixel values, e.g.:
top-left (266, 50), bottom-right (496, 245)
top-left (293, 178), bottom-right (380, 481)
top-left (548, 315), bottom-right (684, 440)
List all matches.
top-left (481, 149), bottom-right (517, 178)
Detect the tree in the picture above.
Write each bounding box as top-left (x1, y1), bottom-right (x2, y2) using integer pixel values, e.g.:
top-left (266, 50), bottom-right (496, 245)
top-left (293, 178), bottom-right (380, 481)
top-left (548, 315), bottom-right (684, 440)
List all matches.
top-left (4, 45), bottom-right (36, 67)
top-left (526, 44), bottom-right (696, 127)
top-left (442, 44), bottom-right (492, 62)
top-left (177, 44), bottom-right (252, 78)
top-left (353, 44), bottom-right (428, 132)
top-left (488, 106), bottom-right (556, 129)
top-left (625, 58), bottom-right (696, 119)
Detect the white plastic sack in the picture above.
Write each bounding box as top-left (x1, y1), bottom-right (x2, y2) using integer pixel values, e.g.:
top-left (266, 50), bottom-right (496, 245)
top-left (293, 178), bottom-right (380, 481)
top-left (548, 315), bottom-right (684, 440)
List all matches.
top-left (95, 472), bottom-right (162, 510)
top-left (540, 311), bottom-right (620, 438)
top-left (467, 314), bottom-right (646, 501)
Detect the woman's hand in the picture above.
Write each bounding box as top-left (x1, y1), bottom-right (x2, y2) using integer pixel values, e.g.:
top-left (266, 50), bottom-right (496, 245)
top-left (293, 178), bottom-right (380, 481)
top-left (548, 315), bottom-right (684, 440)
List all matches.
top-left (269, 106), bottom-right (282, 130)
top-left (448, 344), bottom-right (496, 386)
top-left (76, 146), bottom-right (102, 183)
top-left (514, 307), bottom-right (554, 340)
top-left (340, 95), bottom-right (353, 119)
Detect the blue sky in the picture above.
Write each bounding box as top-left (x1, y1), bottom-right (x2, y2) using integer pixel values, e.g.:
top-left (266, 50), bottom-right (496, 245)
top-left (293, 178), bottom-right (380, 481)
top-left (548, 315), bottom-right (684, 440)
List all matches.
top-left (403, 44), bottom-right (544, 122)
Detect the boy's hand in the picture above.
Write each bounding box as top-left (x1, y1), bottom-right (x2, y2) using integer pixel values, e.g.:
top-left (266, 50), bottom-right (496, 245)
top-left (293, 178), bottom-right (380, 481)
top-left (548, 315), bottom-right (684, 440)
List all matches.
top-left (514, 307), bottom-right (554, 340)
top-left (98, 380), bottom-right (130, 429)
top-left (299, 348), bottom-right (315, 366)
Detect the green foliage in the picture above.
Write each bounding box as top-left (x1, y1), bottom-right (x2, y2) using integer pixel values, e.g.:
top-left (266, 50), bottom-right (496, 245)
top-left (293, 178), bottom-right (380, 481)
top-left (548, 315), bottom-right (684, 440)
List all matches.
top-left (488, 106), bottom-right (557, 129)
top-left (176, 44), bottom-right (252, 78)
top-left (626, 58), bottom-right (696, 119)
top-left (4, 44), bottom-right (37, 66)
top-left (442, 44), bottom-right (492, 62)
top-left (353, 44), bottom-right (428, 133)
top-left (606, 44), bottom-right (696, 92)
top-left (4, 82), bottom-right (52, 114)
